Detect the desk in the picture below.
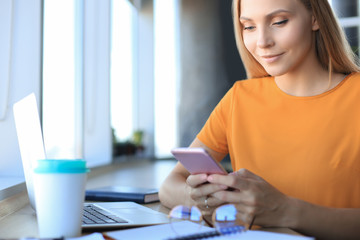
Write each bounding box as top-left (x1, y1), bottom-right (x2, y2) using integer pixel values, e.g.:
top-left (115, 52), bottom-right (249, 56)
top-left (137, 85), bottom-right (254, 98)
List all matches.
top-left (0, 159), bottom-right (301, 238)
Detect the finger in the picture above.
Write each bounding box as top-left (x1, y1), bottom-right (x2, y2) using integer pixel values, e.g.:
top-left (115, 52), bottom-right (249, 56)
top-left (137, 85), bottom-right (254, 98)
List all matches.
top-left (197, 195), bottom-right (224, 216)
top-left (190, 182), bottom-right (229, 199)
top-left (206, 194), bottom-right (227, 208)
top-left (207, 173), bottom-right (250, 191)
top-left (186, 174), bottom-right (208, 188)
top-left (211, 189), bottom-right (256, 205)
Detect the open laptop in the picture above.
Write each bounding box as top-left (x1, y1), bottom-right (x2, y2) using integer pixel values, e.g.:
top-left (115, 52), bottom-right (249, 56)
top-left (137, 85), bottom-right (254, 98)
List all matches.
top-left (13, 93), bottom-right (170, 229)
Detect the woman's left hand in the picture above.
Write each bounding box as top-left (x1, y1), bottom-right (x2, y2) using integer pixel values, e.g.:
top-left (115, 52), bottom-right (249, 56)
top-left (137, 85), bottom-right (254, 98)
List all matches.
top-left (207, 168), bottom-right (294, 228)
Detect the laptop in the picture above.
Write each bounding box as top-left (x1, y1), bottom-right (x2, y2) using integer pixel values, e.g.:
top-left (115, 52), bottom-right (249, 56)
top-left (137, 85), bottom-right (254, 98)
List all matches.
top-left (13, 93), bottom-right (170, 229)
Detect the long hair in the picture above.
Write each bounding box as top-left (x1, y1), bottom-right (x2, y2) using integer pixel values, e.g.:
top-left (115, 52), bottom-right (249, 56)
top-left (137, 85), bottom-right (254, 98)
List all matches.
top-left (232, 0), bottom-right (360, 79)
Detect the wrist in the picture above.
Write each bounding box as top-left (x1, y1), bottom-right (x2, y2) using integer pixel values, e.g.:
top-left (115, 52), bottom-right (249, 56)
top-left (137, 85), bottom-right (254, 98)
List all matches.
top-left (279, 196), bottom-right (303, 229)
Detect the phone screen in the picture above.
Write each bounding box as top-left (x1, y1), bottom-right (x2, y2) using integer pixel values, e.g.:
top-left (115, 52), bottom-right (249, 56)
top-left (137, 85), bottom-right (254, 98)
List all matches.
top-left (171, 148), bottom-right (226, 174)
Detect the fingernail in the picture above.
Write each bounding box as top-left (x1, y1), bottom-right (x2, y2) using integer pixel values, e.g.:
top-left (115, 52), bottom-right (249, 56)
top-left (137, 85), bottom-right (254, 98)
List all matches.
top-left (220, 184), bottom-right (228, 189)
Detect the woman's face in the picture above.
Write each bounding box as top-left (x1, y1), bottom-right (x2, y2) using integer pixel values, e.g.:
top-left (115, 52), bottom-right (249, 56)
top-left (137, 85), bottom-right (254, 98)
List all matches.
top-left (240, 0), bottom-right (319, 77)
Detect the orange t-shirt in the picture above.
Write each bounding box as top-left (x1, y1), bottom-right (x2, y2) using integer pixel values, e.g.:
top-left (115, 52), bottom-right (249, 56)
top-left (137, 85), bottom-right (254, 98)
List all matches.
top-left (197, 72), bottom-right (360, 208)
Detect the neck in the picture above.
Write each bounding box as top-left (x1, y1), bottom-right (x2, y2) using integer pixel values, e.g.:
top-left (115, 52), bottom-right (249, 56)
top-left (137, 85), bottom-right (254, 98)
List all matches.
top-left (274, 69), bottom-right (330, 97)
top-left (272, 39), bottom-right (345, 97)
top-left (274, 71), bottom-right (346, 97)
top-left (273, 52), bottom-right (346, 97)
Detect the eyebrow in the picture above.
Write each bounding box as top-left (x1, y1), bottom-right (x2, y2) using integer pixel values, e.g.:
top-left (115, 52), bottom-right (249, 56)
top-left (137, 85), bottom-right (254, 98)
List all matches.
top-left (240, 9), bottom-right (293, 21)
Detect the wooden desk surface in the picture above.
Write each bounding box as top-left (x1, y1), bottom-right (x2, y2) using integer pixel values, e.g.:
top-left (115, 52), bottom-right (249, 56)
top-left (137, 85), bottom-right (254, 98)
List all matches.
top-left (0, 159), bottom-right (301, 238)
top-left (0, 159), bottom-right (177, 238)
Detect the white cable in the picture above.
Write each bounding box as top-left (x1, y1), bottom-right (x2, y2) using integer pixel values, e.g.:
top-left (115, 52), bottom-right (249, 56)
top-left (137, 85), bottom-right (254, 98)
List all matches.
top-left (0, 0), bottom-right (14, 121)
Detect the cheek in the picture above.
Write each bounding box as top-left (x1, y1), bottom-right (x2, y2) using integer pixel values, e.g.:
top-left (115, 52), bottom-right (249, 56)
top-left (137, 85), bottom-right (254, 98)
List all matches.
top-left (243, 34), bottom-right (257, 54)
top-left (289, 34), bottom-right (303, 49)
top-left (280, 24), bottom-right (313, 49)
top-left (280, 31), bottom-right (299, 48)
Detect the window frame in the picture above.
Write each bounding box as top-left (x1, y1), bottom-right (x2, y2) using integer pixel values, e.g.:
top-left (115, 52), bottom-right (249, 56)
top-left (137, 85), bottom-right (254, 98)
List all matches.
top-left (82, 0), bottom-right (112, 167)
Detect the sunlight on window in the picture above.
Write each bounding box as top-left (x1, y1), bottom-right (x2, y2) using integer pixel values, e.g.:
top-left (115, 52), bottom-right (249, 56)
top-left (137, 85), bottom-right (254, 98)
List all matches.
top-left (111, 0), bottom-right (134, 143)
top-left (42, 0), bottom-right (79, 158)
top-left (154, 0), bottom-right (179, 157)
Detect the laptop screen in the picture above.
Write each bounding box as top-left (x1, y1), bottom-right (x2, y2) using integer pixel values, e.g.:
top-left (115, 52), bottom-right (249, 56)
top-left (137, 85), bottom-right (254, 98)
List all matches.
top-left (13, 93), bottom-right (46, 210)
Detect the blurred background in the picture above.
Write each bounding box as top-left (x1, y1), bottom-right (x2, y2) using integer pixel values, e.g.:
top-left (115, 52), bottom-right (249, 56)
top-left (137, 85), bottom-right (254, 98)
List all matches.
top-left (41, 0), bottom-right (246, 163)
top-left (0, 0), bottom-right (358, 184)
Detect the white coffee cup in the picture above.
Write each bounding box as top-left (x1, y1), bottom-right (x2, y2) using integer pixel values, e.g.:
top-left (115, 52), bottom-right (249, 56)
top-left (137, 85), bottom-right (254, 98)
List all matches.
top-left (33, 159), bottom-right (89, 238)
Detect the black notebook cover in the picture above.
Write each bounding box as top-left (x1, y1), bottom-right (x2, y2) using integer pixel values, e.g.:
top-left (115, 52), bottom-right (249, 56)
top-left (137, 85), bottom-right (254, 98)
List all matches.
top-left (85, 186), bottom-right (159, 204)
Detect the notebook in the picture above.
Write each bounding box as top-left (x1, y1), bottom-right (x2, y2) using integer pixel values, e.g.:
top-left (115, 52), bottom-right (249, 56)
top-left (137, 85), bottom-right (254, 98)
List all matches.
top-left (105, 221), bottom-right (315, 240)
top-left (85, 186), bottom-right (160, 204)
top-left (12, 93), bottom-right (170, 229)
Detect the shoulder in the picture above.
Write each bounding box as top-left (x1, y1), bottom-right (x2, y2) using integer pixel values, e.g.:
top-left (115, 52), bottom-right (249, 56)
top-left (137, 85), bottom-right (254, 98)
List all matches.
top-left (348, 72), bottom-right (360, 80)
top-left (341, 72), bottom-right (360, 89)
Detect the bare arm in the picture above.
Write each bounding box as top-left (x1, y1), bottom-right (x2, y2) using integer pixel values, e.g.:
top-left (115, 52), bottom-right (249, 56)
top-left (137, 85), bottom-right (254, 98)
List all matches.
top-left (292, 200), bottom-right (360, 240)
top-left (207, 169), bottom-right (360, 240)
top-left (159, 138), bottom-right (227, 209)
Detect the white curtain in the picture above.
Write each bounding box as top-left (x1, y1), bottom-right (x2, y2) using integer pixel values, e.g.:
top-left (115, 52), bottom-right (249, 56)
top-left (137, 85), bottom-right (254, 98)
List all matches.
top-left (0, 0), bottom-right (42, 177)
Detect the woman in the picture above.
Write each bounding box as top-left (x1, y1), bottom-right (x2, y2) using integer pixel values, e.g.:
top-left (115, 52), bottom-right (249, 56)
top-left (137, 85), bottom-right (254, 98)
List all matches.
top-left (159, 0), bottom-right (360, 239)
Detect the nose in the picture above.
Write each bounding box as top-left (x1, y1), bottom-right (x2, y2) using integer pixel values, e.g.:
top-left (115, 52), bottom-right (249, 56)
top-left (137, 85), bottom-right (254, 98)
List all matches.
top-left (257, 27), bottom-right (274, 48)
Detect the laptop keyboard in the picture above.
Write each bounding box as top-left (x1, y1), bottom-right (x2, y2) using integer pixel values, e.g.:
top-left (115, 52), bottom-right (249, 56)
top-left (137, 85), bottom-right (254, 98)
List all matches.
top-left (83, 204), bottom-right (128, 225)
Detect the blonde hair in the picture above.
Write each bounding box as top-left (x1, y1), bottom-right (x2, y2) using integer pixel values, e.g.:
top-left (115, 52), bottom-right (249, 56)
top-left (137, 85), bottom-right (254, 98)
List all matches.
top-left (232, 0), bottom-right (360, 79)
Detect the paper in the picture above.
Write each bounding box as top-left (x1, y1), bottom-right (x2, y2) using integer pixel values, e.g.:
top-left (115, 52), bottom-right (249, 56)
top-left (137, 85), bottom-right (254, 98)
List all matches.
top-left (67, 233), bottom-right (105, 240)
top-left (105, 221), bottom-right (212, 240)
top-left (213, 230), bottom-right (314, 240)
top-left (105, 221), bottom-right (315, 240)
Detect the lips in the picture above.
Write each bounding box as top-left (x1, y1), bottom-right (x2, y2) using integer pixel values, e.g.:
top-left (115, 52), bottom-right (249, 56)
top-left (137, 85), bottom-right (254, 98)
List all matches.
top-left (260, 53), bottom-right (284, 63)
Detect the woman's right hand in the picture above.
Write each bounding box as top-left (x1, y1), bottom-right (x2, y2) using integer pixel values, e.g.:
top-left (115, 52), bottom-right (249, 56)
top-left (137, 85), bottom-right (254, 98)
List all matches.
top-left (159, 138), bottom-right (227, 213)
top-left (186, 173), bottom-right (228, 216)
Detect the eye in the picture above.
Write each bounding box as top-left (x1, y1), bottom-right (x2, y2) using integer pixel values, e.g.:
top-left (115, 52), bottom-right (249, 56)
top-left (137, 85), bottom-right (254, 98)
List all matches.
top-left (273, 19), bottom-right (288, 26)
top-left (243, 25), bottom-right (256, 31)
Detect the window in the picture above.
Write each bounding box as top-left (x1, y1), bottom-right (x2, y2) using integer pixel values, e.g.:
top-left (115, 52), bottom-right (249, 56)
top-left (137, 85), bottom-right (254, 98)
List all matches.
top-left (42, 0), bottom-right (112, 168)
top-left (111, 0), bottom-right (180, 159)
top-left (154, 0), bottom-right (180, 158)
top-left (42, 0), bottom-right (81, 159)
top-left (111, 0), bottom-right (135, 143)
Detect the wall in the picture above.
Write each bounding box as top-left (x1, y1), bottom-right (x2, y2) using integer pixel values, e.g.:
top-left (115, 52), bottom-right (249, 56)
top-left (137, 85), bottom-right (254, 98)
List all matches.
top-left (178, 0), bottom-right (246, 148)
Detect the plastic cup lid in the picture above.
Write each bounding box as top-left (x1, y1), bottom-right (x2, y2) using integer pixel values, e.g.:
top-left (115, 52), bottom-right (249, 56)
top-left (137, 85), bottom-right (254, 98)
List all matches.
top-left (34, 159), bottom-right (90, 174)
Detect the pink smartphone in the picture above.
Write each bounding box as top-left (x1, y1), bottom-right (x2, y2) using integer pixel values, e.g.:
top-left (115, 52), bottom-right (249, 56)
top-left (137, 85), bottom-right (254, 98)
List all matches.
top-left (171, 147), bottom-right (226, 174)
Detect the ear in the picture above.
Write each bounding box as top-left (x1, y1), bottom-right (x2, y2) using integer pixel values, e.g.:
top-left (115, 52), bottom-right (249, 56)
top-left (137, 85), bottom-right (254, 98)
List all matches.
top-left (312, 15), bottom-right (319, 31)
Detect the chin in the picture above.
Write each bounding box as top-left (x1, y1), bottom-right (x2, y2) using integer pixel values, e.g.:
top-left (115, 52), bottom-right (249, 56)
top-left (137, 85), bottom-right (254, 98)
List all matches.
top-left (259, 63), bottom-right (286, 77)
top-left (263, 69), bottom-right (287, 77)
